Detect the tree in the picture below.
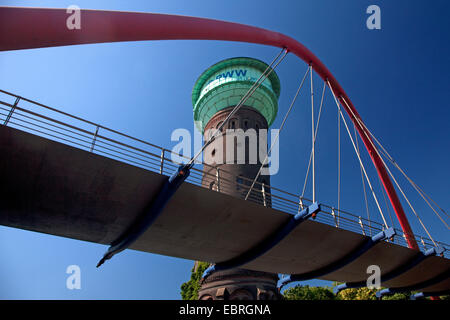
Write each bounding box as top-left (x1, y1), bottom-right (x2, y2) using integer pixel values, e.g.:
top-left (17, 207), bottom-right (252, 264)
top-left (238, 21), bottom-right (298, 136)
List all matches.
top-left (283, 282), bottom-right (426, 300)
top-left (282, 285), bottom-right (335, 300)
top-left (381, 292), bottom-right (411, 300)
top-left (180, 261), bottom-right (209, 300)
top-left (336, 287), bottom-right (378, 300)
top-left (332, 282), bottom-right (416, 300)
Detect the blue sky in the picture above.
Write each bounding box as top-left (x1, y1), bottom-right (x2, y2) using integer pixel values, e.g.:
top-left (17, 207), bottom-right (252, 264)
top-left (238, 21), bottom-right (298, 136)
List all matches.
top-left (0, 0), bottom-right (449, 299)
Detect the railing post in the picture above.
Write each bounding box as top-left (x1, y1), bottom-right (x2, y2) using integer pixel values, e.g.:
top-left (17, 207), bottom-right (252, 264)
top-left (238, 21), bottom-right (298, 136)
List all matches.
top-left (358, 216), bottom-right (366, 236)
top-left (402, 231), bottom-right (407, 244)
top-left (216, 167), bottom-right (220, 192)
top-left (331, 207), bottom-right (338, 228)
top-left (160, 149), bottom-right (165, 174)
top-left (3, 97), bottom-right (20, 126)
top-left (90, 125), bottom-right (100, 152)
top-left (262, 183), bottom-right (267, 207)
top-left (298, 197), bottom-right (304, 212)
top-left (421, 237), bottom-right (427, 250)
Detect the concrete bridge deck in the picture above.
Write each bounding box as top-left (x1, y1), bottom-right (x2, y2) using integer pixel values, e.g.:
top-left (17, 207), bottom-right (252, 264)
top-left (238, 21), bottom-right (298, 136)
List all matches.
top-left (1, 124), bottom-right (448, 293)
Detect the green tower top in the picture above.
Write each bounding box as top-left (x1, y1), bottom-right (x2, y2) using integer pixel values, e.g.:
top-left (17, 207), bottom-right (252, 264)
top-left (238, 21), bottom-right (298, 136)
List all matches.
top-left (192, 57), bottom-right (281, 132)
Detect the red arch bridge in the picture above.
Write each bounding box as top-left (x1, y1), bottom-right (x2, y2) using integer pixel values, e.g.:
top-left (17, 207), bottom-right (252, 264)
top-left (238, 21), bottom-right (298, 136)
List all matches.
top-left (0, 7), bottom-right (448, 299)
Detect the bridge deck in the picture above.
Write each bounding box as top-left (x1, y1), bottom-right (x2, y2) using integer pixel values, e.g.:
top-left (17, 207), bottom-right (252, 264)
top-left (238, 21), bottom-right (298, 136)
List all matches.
top-left (0, 124), bottom-right (449, 293)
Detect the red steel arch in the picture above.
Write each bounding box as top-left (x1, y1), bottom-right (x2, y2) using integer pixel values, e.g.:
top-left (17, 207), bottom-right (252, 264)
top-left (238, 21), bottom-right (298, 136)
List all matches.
top-left (0, 7), bottom-right (419, 250)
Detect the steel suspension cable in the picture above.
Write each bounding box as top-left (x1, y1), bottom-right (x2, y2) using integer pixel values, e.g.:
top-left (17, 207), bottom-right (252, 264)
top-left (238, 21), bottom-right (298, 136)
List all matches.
top-left (186, 48), bottom-right (288, 169)
top-left (378, 166), bottom-right (395, 229)
top-left (328, 80), bottom-right (389, 228)
top-left (337, 95), bottom-right (341, 226)
top-left (301, 80), bottom-right (326, 201)
top-left (310, 65), bottom-right (316, 202)
top-left (341, 99), bottom-right (444, 242)
top-left (383, 159), bottom-right (437, 246)
top-left (353, 123), bottom-right (372, 235)
top-left (379, 143), bottom-right (450, 223)
top-left (352, 121), bottom-right (394, 229)
top-left (360, 122), bottom-right (450, 228)
top-left (245, 66), bottom-right (310, 200)
top-left (375, 137), bottom-right (450, 228)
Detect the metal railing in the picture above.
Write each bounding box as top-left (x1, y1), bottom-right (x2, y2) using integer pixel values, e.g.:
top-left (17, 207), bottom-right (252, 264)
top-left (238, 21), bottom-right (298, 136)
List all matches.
top-left (0, 89), bottom-right (448, 258)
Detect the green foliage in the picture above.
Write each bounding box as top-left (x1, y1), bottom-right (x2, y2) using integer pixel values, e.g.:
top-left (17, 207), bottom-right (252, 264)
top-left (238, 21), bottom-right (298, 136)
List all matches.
top-left (180, 261), bottom-right (210, 300)
top-left (381, 292), bottom-right (410, 300)
top-left (282, 282), bottom-right (423, 300)
top-left (332, 282), bottom-right (413, 300)
top-left (336, 287), bottom-right (378, 300)
top-left (282, 285), bottom-right (335, 300)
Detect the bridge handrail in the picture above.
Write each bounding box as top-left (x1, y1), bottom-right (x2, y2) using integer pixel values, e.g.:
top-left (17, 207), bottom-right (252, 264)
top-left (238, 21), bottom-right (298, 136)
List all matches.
top-left (0, 89), bottom-right (447, 257)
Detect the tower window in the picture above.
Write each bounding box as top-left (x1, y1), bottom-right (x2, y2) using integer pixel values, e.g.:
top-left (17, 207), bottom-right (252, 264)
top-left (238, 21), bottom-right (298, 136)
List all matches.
top-left (244, 120), bottom-right (249, 130)
top-left (211, 148), bottom-right (216, 157)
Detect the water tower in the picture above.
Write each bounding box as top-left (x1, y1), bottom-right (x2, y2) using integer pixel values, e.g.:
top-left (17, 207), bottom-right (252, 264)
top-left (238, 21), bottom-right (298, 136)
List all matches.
top-left (191, 57), bottom-right (281, 300)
